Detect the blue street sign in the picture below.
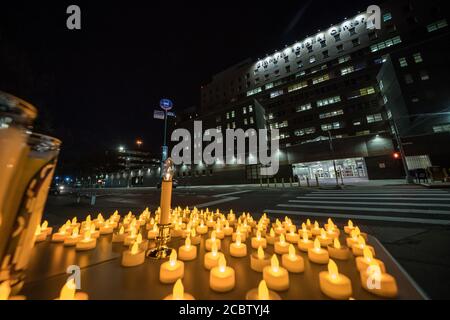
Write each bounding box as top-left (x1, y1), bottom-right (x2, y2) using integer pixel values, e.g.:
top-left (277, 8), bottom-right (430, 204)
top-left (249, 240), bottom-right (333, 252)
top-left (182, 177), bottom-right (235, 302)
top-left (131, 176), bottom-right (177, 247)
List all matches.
top-left (154, 110), bottom-right (176, 120)
top-left (160, 98), bottom-right (173, 111)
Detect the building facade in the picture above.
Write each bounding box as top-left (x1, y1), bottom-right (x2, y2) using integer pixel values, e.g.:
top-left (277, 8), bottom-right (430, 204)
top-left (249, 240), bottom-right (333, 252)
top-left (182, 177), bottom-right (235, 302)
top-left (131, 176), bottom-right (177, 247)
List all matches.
top-left (170, 0), bottom-right (449, 185)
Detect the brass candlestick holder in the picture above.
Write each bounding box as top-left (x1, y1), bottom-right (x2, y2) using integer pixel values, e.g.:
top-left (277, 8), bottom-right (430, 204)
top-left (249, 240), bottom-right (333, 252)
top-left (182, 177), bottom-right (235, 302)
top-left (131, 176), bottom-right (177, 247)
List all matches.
top-left (147, 223), bottom-right (172, 259)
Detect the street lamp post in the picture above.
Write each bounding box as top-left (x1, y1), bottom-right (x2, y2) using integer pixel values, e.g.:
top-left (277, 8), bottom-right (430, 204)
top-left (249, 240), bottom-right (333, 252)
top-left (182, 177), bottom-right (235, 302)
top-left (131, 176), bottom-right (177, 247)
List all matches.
top-left (327, 130), bottom-right (340, 187)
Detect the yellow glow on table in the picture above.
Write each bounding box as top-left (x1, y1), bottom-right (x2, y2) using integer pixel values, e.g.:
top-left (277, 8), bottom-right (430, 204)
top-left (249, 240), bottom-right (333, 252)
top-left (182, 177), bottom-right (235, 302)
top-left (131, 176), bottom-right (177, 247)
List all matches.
top-left (319, 259), bottom-right (352, 300)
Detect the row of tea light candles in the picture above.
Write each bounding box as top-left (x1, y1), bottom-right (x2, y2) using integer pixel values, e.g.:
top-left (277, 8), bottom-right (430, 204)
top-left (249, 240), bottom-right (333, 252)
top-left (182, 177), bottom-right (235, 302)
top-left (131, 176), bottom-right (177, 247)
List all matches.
top-left (31, 207), bottom-right (398, 300)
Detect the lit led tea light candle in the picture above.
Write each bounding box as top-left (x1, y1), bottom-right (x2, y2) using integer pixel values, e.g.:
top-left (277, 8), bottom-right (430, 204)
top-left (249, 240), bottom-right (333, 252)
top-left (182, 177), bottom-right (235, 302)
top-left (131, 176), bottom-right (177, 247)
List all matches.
top-left (178, 236), bottom-right (197, 261)
top-left (164, 279), bottom-right (195, 300)
top-left (327, 238), bottom-right (350, 261)
top-left (34, 225), bottom-right (47, 243)
top-left (356, 247), bottom-right (385, 273)
top-left (274, 220), bottom-right (285, 235)
top-left (205, 231), bottom-right (221, 251)
top-left (160, 249), bottom-right (184, 283)
top-left (41, 220), bottom-right (53, 236)
top-left (251, 230), bottom-right (267, 249)
top-left (352, 236), bottom-right (375, 257)
top-left (274, 234), bottom-right (289, 254)
top-left (76, 229), bottom-right (96, 251)
top-left (124, 227), bottom-right (138, 246)
top-left (214, 224), bottom-right (225, 240)
top-left (229, 234), bottom-right (247, 258)
top-left (308, 238), bottom-right (329, 264)
top-left (64, 227), bottom-right (81, 246)
top-left (196, 220), bottom-right (208, 235)
top-left (87, 224), bottom-right (99, 239)
top-left (266, 228), bottom-right (276, 245)
top-left (121, 241), bottom-right (145, 267)
top-left (298, 223), bottom-right (312, 238)
top-left (147, 224), bottom-right (158, 240)
top-left (190, 228), bottom-right (201, 245)
top-left (318, 229), bottom-right (332, 247)
top-left (282, 244), bottom-right (304, 273)
top-left (360, 263), bottom-right (398, 298)
top-left (112, 226), bottom-right (126, 243)
top-left (246, 280), bottom-right (281, 300)
top-left (56, 279), bottom-right (88, 300)
top-left (232, 228), bottom-right (247, 242)
top-left (223, 221), bottom-right (233, 236)
top-left (346, 229), bottom-right (360, 248)
top-left (99, 220), bottom-right (114, 235)
top-left (344, 220), bottom-right (355, 234)
top-left (298, 231), bottom-right (314, 252)
top-left (306, 219), bottom-right (312, 230)
top-left (51, 225), bottom-right (68, 242)
top-left (325, 224), bottom-right (340, 239)
top-left (319, 259), bottom-right (352, 300)
top-left (134, 233), bottom-right (148, 251)
top-left (263, 255), bottom-right (289, 291)
top-left (171, 223), bottom-right (184, 238)
top-left (250, 246), bottom-right (271, 272)
top-left (311, 221), bottom-right (322, 236)
top-left (209, 255), bottom-right (235, 292)
top-left (286, 226), bottom-right (299, 243)
top-left (0, 281), bottom-right (11, 300)
top-left (206, 215), bottom-right (215, 228)
top-left (204, 242), bottom-right (223, 270)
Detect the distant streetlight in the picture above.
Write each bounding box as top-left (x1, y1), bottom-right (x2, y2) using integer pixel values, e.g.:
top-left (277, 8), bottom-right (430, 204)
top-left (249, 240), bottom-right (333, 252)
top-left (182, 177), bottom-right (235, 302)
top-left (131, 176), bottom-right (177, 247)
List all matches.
top-left (136, 139), bottom-right (143, 148)
top-left (118, 145), bottom-right (125, 152)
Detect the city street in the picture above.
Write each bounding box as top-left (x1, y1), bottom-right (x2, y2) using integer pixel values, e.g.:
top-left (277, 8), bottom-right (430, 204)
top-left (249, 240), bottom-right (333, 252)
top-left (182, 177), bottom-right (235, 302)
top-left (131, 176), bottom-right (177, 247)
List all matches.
top-left (42, 183), bottom-right (450, 299)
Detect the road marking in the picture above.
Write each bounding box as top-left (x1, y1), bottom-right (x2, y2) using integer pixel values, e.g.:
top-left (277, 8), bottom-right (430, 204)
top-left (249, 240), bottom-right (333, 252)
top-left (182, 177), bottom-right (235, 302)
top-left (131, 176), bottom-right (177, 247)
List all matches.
top-left (310, 192), bottom-right (447, 196)
top-left (296, 196), bottom-right (450, 201)
top-left (289, 200), bottom-right (450, 208)
top-left (276, 203), bottom-right (450, 215)
top-left (311, 191), bottom-right (447, 194)
top-left (264, 209), bottom-right (450, 226)
top-left (212, 190), bottom-right (252, 198)
top-left (193, 197), bottom-right (240, 208)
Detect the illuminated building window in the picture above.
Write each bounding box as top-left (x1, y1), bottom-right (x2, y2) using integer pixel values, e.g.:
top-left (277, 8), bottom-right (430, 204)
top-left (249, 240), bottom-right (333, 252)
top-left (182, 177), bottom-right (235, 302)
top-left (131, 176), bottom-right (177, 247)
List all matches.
top-left (250, 117), bottom-right (254, 124)
top-left (348, 86), bottom-right (376, 99)
top-left (295, 103), bottom-right (312, 113)
top-left (321, 122), bottom-right (341, 131)
top-left (248, 105), bottom-right (253, 113)
top-left (319, 109), bottom-right (344, 119)
top-left (433, 123), bottom-right (450, 133)
top-left (294, 127), bottom-right (315, 136)
top-left (226, 112), bottom-right (230, 119)
top-left (309, 56), bottom-right (316, 64)
top-left (370, 36), bottom-right (402, 52)
top-left (399, 57), bottom-right (408, 67)
top-left (265, 82), bottom-right (273, 89)
top-left (413, 53), bottom-right (423, 63)
top-left (317, 96), bottom-right (341, 107)
top-left (231, 110), bottom-right (235, 118)
top-left (246, 87), bottom-right (262, 96)
top-left (288, 81), bottom-right (308, 92)
top-left (244, 118), bottom-right (248, 125)
top-left (353, 120), bottom-right (361, 126)
top-left (366, 113), bottom-right (383, 123)
top-left (242, 106), bottom-right (247, 114)
top-left (383, 12), bottom-right (392, 22)
top-left (341, 66), bottom-right (354, 75)
top-left (338, 55), bottom-right (351, 64)
top-left (427, 19), bottom-right (448, 32)
top-left (312, 74), bottom-right (330, 84)
top-left (270, 90), bottom-right (284, 98)
top-left (268, 113), bottom-right (274, 120)
top-left (232, 122), bottom-right (236, 129)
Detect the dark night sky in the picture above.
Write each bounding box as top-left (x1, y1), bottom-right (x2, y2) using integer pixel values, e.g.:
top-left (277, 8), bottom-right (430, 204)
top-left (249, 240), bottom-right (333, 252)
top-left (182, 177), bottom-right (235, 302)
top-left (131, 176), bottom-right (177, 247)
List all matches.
top-left (0, 0), bottom-right (375, 174)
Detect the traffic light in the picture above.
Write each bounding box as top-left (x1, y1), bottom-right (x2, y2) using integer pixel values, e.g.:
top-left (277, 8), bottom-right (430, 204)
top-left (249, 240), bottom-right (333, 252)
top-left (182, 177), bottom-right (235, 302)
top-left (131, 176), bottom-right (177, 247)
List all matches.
top-left (393, 152), bottom-right (401, 159)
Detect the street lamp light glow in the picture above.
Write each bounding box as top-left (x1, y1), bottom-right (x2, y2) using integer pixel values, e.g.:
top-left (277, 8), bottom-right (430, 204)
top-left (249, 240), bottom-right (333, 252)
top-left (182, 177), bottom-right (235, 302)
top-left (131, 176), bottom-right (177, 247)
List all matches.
top-left (118, 146), bottom-right (125, 152)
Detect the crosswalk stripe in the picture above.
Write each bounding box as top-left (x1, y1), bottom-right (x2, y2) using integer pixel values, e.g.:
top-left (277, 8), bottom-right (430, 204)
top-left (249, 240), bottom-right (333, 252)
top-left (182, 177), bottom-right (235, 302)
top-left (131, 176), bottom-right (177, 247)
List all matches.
top-left (288, 199), bottom-right (450, 208)
top-left (264, 209), bottom-right (450, 226)
top-left (297, 196), bottom-right (450, 201)
top-left (276, 203), bottom-right (450, 215)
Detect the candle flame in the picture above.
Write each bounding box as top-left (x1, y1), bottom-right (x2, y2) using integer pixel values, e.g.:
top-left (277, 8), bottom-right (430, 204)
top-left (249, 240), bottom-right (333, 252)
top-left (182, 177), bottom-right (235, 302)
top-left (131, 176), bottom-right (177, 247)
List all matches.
top-left (306, 219), bottom-right (311, 227)
top-left (257, 246), bottom-right (264, 260)
top-left (59, 279), bottom-right (76, 300)
top-left (289, 244), bottom-right (296, 259)
top-left (191, 228), bottom-right (196, 237)
top-left (86, 215), bottom-right (91, 223)
top-left (320, 228), bottom-right (326, 239)
top-left (314, 238), bottom-right (321, 251)
top-left (211, 231), bottom-right (216, 241)
top-left (119, 226), bottom-right (125, 235)
top-left (256, 230), bottom-right (261, 240)
top-left (0, 281), bottom-right (11, 300)
top-left (357, 236), bottom-right (366, 247)
top-left (84, 229), bottom-right (91, 241)
top-left (334, 237), bottom-right (341, 249)
top-left (314, 221), bottom-right (319, 229)
top-left (271, 255), bottom-right (279, 273)
top-left (302, 223), bottom-right (307, 232)
top-left (72, 217), bottom-right (77, 225)
top-left (42, 220), bottom-right (48, 229)
top-left (302, 232), bottom-right (309, 242)
top-left (258, 280), bottom-right (269, 300)
top-left (236, 234), bottom-right (241, 246)
top-left (290, 225), bottom-right (295, 234)
top-left (328, 259), bottom-right (339, 280)
top-left (363, 246), bottom-right (373, 261)
top-left (169, 249), bottom-right (177, 266)
top-left (270, 228), bottom-right (275, 237)
top-left (218, 255), bottom-right (226, 272)
top-left (280, 234), bottom-right (285, 244)
top-left (72, 227), bottom-right (79, 237)
top-left (348, 220), bottom-right (353, 228)
top-left (185, 236), bottom-right (191, 248)
top-left (136, 233), bottom-right (142, 244)
top-left (131, 242), bottom-right (139, 255)
top-left (35, 225), bottom-right (41, 236)
top-left (173, 279), bottom-right (184, 300)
